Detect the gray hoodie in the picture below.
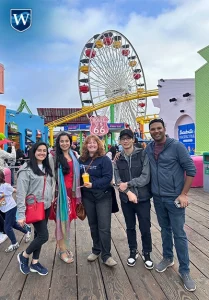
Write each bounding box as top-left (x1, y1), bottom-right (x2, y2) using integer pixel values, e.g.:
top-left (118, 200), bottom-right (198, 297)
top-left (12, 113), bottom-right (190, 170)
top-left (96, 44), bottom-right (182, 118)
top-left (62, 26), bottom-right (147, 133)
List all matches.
top-left (16, 163), bottom-right (54, 220)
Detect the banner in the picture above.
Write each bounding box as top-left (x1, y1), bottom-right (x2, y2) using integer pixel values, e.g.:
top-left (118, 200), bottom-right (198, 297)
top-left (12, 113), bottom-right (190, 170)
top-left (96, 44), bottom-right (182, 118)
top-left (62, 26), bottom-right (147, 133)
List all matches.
top-left (178, 123), bottom-right (195, 155)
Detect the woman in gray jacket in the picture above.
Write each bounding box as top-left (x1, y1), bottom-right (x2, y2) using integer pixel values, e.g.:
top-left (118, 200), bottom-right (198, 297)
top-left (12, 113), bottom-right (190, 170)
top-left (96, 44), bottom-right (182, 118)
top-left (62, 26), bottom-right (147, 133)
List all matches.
top-left (16, 142), bottom-right (54, 276)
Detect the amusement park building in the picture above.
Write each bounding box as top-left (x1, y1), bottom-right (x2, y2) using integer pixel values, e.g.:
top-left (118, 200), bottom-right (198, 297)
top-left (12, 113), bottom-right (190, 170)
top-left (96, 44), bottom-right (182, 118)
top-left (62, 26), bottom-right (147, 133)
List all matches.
top-left (195, 45), bottom-right (209, 154)
top-left (152, 78), bottom-right (195, 153)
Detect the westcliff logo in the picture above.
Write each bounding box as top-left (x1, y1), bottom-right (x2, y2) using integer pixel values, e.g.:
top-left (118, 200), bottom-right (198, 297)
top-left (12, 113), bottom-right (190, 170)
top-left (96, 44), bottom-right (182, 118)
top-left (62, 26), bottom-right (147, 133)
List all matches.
top-left (10, 9), bottom-right (32, 32)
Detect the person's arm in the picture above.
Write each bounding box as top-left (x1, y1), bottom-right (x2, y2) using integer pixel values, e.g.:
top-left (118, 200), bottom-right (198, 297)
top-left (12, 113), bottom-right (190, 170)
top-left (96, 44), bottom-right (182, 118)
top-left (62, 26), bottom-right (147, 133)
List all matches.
top-left (16, 171), bottom-right (30, 221)
top-left (113, 161), bottom-right (122, 185)
top-left (176, 143), bottom-right (196, 207)
top-left (119, 152), bottom-right (150, 191)
top-left (128, 153), bottom-right (150, 188)
top-left (1, 146), bottom-right (16, 161)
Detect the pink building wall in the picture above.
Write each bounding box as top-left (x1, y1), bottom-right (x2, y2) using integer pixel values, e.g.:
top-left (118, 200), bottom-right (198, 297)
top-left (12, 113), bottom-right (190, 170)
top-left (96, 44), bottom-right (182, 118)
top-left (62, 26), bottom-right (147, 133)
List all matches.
top-left (152, 78), bottom-right (195, 138)
top-left (0, 63), bottom-right (4, 94)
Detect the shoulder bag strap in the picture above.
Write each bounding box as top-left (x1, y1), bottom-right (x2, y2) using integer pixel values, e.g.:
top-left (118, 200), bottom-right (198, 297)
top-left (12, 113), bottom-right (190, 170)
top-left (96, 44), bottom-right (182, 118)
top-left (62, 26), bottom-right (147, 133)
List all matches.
top-left (85, 159), bottom-right (94, 173)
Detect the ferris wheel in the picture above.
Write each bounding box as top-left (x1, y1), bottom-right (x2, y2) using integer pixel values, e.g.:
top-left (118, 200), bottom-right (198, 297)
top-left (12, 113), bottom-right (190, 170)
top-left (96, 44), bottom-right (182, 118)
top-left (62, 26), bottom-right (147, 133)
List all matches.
top-left (78, 30), bottom-right (147, 128)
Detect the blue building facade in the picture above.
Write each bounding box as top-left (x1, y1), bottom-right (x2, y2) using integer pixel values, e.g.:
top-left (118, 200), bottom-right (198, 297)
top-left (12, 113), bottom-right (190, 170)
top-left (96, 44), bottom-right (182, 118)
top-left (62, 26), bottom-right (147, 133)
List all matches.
top-left (5, 109), bottom-right (48, 151)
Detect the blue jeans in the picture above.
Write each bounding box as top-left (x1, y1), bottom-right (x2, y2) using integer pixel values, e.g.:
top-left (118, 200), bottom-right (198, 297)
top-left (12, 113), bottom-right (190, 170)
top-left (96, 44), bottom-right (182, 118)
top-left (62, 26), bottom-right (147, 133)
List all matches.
top-left (4, 207), bottom-right (27, 244)
top-left (82, 189), bottom-right (112, 262)
top-left (153, 196), bottom-right (190, 275)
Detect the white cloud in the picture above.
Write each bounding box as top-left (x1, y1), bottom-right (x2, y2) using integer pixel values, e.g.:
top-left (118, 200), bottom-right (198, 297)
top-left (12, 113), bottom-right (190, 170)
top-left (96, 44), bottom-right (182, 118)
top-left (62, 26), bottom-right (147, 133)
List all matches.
top-left (1, 0), bottom-right (209, 118)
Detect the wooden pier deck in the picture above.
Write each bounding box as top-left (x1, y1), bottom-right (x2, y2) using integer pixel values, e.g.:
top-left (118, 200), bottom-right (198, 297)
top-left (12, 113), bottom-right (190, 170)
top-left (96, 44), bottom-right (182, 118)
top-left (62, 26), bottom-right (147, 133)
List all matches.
top-left (0, 188), bottom-right (209, 300)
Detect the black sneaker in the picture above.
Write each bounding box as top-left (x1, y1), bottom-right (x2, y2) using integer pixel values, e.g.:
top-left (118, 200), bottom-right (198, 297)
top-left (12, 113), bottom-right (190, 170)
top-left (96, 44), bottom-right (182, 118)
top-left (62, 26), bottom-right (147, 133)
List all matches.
top-left (127, 249), bottom-right (139, 267)
top-left (17, 252), bottom-right (30, 275)
top-left (30, 262), bottom-right (48, 276)
top-left (142, 252), bottom-right (154, 270)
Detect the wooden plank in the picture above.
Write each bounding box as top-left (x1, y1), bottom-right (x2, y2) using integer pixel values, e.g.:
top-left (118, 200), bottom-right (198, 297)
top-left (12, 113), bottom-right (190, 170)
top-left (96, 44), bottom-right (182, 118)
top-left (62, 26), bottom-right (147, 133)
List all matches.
top-left (20, 222), bottom-right (57, 300)
top-left (189, 189), bottom-right (209, 206)
top-left (184, 208), bottom-right (209, 229)
top-left (99, 242), bottom-right (138, 300)
top-left (112, 215), bottom-right (167, 300)
top-left (48, 221), bottom-right (77, 300)
top-left (187, 204), bottom-right (209, 219)
top-left (76, 218), bottom-right (107, 300)
top-left (0, 233), bottom-right (32, 299)
top-left (0, 231), bottom-right (23, 279)
top-left (151, 226), bottom-right (201, 300)
top-left (185, 215), bottom-right (209, 241)
top-left (114, 207), bottom-right (196, 300)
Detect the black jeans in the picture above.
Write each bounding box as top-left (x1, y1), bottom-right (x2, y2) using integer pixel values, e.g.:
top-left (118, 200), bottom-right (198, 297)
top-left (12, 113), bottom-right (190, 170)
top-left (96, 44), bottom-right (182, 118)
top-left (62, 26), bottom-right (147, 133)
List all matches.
top-left (121, 199), bottom-right (152, 253)
top-left (4, 207), bottom-right (27, 244)
top-left (0, 211), bottom-right (5, 233)
top-left (82, 190), bottom-right (112, 262)
top-left (26, 208), bottom-right (50, 260)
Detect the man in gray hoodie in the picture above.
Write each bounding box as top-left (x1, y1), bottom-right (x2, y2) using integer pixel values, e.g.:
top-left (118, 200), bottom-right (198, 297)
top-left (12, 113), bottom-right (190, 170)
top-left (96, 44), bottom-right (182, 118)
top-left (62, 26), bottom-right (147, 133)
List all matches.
top-left (114, 129), bottom-right (153, 269)
top-left (146, 118), bottom-right (196, 292)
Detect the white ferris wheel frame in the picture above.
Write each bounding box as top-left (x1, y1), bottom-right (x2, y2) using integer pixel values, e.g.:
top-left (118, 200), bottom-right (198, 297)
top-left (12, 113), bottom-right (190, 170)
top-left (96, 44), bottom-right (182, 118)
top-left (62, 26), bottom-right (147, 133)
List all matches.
top-left (78, 30), bottom-right (147, 128)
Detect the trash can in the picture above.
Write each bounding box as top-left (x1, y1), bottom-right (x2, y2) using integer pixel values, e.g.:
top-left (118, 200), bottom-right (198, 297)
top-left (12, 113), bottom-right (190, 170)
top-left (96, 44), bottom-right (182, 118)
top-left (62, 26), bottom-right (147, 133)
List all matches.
top-left (203, 152), bottom-right (209, 192)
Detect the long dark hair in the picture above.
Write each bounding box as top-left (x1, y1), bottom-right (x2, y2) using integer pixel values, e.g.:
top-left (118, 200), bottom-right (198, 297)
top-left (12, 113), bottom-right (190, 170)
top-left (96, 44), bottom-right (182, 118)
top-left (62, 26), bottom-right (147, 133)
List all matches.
top-left (55, 132), bottom-right (72, 175)
top-left (27, 142), bottom-right (53, 177)
top-left (0, 170), bottom-right (5, 184)
top-left (108, 146), bottom-right (117, 160)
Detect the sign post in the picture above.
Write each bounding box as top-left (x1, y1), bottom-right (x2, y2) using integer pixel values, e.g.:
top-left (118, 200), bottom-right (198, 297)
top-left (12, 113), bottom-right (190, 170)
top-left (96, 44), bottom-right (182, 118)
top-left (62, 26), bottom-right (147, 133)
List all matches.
top-left (90, 116), bottom-right (109, 136)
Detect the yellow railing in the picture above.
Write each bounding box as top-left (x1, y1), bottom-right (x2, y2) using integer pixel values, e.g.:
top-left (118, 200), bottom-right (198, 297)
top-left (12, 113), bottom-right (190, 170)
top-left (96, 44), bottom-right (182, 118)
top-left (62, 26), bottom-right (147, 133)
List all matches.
top-left (46, 89), bottom-right (159, 145)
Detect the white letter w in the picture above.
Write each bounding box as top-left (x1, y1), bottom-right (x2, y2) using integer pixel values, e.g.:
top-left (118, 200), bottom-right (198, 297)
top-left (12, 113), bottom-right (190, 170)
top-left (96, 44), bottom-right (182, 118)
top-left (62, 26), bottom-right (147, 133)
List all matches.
top-left (13, 13), bottom-right (29, 26)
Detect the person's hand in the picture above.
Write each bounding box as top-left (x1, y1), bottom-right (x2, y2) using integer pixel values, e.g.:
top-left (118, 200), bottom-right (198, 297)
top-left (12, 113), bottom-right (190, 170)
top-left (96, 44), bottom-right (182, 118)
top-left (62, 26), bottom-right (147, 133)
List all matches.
top-left (127, 191), bottom-right (138, 203)
top-left (18, 219), bottom-right (26, 227)
top-left (113, 152), bottom-right (120, 162)
top-left (119, 182), bottom-right (128, 191)
top-left (177, 194), bottom-right (189, 208)
top-left (84, 182), bottom-right (92, 188)
top-left (11, 142), bottom-right (16, 147)
top-left (13, 188), bottom-right (17, 193)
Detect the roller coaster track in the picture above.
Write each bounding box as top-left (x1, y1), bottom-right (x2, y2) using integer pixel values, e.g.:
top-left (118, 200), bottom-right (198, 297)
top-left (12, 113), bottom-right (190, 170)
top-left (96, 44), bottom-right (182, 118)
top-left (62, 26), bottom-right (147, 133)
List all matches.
top-left (46, 89), bottom-right (159, 128)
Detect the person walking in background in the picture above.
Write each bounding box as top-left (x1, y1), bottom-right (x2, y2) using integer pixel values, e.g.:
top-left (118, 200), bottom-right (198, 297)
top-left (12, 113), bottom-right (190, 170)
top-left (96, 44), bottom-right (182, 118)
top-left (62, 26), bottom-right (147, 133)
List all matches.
top-left (146, 118), bottom-right (196, 292)
top-left (114, 129), bottom-right (153, 269)
top-left (0, 142), bottom-right (16, 171)
top-left (7, 146), bottom-right (16, 186)
top-left (51, 132), bottom-right (81, 264)
top-left (106, 146), bottom-right (117, 161)
top-left (16, 142), bottom-right (54, 276)
top-left (0, 170), bottom-right (31, 252)
top-left (79, 135), bottom-right (117, 267)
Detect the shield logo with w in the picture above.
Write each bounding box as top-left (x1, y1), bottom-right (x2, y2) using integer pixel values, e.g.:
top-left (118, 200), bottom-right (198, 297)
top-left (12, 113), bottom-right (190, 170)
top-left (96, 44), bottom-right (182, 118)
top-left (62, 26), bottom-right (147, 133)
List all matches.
top-left (10, 9), bottom-right (32, 32)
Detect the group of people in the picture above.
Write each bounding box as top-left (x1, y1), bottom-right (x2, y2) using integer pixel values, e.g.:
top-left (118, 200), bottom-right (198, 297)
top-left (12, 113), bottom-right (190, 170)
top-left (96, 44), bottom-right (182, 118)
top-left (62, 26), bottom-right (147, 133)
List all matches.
top-left (0, 118), bottom-right (197, 292)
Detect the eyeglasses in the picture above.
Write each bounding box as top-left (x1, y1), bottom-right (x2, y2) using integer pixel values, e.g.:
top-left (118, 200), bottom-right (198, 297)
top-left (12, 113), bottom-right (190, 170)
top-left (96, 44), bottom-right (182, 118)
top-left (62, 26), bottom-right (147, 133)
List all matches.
top-left (120, 137), bottom-right (132, 141)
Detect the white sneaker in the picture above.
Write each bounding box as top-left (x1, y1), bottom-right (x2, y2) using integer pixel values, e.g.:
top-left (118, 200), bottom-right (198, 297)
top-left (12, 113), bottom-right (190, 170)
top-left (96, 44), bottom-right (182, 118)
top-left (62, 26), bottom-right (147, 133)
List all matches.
top-left (5, 242), bottom-right (19, 253)
top-left (0, 233), bottom-right (8, 244)
top-left (25, 231), bottom-right (32, 243)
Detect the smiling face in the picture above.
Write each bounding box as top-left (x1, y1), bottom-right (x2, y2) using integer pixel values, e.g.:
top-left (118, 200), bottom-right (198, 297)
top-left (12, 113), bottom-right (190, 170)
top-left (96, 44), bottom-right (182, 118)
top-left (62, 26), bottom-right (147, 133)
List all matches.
top-left (59, 135), bottom-right (71, 152)
top-left (149, 122), bottom-right (166, 143)
top-left (120, 135), bottom-right (134, 151)
top-left (87, 138), bottom-right (98, 154)
top-left (35, 145), bottom-right (47, 163)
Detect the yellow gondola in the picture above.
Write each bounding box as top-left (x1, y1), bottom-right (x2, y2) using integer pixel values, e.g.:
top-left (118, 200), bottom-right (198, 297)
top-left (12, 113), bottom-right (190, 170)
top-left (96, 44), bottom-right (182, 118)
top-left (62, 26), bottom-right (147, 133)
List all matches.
top-left (95, 40), bottom-right (103, 48)
top-left (129, 60), bottom-right (137, 67)
top-left (113, 41), bottom-right (121, 49)
top-left (80, 66), bottom-right (90, 74)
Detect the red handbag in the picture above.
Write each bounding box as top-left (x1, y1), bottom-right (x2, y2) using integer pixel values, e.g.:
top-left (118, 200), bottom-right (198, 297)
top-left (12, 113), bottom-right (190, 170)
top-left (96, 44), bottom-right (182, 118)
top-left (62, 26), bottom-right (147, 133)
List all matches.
top-left (25, 176), bottom-right (46, 224)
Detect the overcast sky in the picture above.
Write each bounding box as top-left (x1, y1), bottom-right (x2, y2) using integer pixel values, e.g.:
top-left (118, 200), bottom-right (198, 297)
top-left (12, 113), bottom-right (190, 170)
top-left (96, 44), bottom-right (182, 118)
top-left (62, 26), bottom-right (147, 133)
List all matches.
top-left (0, 0), bottom-right (208, 116)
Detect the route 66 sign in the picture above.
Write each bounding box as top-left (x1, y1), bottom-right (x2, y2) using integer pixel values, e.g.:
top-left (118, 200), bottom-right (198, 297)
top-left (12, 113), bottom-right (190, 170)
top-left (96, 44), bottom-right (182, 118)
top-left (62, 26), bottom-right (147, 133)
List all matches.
top-left (90, 116), bottom-right (109, 136)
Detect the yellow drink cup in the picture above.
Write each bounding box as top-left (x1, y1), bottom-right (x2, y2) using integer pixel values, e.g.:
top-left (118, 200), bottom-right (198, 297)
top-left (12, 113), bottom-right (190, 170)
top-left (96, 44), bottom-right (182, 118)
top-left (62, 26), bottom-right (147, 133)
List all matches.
top-left (82, 172), bottom-right (90, 183)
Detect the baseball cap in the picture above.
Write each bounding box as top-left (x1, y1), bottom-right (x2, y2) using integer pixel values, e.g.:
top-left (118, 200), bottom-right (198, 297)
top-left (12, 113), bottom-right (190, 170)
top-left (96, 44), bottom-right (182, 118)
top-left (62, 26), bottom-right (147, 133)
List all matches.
top-left (119, 129), bottom-right (134, 139)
